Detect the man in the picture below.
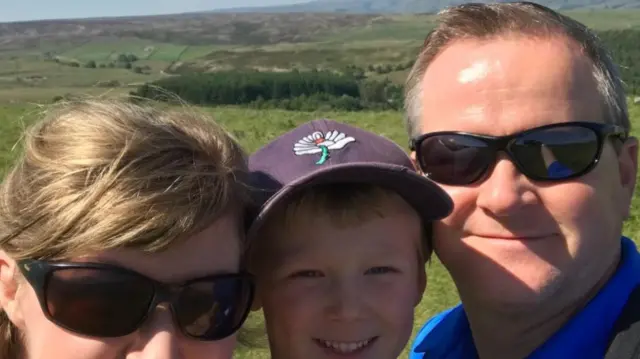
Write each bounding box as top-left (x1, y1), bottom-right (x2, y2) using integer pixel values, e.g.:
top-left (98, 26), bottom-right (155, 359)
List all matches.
top-left (404, 2), bottom-right (640, 358)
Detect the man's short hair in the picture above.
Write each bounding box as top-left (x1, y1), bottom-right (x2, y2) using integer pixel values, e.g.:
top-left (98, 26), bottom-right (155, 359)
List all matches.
top-left (404, 1), bottom-right (629, 137)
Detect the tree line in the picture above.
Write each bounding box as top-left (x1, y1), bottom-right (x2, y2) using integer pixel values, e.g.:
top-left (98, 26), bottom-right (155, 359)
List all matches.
top-left (45, 52), bottom-right (151, 74)
top-left (133, 70), bottom-right (404, 111)
top-left (132, 29), bottom-right (640, 111)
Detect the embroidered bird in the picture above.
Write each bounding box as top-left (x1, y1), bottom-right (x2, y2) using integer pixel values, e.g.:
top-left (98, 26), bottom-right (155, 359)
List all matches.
top-left (294, 130), bottom-right (356, 165)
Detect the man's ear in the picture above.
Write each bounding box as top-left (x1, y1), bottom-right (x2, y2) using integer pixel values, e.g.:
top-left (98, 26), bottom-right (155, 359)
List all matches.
top-left (617, 136), bottom-right (638, 219)
top-left (0, 251), bottom-right (25, 329)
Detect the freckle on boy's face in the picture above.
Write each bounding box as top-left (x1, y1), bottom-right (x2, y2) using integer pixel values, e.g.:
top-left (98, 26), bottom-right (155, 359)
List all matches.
top-left (257, 198), bottom-right (425, 359)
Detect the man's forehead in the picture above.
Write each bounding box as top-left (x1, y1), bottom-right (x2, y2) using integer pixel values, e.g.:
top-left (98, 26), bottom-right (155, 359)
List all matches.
top-left (422, 36), bottom-right (595, 96)
top-left (418, 36), bottom-right (603, 135)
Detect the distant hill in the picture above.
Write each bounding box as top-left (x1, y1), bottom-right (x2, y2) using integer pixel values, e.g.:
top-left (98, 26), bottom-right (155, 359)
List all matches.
top-left (0, 13), bottom-right (383, 50)
top-left (216, 0), bottom-right (640, 14)
top-left (0, 4), bottom-right (638, 54)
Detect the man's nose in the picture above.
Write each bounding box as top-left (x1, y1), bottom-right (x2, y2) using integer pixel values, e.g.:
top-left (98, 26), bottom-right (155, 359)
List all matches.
top-left (126, 305), bottom-right (183, 359)
top-left (476, 154), bottom-right (536, 216)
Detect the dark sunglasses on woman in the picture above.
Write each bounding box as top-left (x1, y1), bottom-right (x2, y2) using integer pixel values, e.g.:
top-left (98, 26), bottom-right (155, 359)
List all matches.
top-left (17, 259), bottom-right (255, 340)
top-left (410, 121), bottom-right (628, 186)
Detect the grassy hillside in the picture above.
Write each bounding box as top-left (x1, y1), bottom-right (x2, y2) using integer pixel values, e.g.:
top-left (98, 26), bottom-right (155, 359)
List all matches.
top-left (1, 9), bottom-right (639, 54)
top-left (0, 13), bottom-right (384, 50)
top-left (0, 9), bottom-right (638, 103)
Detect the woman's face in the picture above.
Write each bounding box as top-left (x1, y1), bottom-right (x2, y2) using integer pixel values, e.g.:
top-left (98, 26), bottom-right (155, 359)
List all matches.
top-left (0, 214), bottom-right (249, 359)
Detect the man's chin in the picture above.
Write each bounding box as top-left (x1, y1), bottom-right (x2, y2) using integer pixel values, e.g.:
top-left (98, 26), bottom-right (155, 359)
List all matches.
top-left (460, 268), bottom-right (567, 310)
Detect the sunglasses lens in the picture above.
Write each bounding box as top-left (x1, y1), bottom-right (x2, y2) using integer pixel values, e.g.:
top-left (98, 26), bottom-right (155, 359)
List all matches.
top-left (176, 276), bottom-right (253, 340)
top-left (417, 134), bottom-right (494, 185)
top-left (513, 126), bottom-right (599, 180)
top-left (46, 268), bottom-right (154, 337)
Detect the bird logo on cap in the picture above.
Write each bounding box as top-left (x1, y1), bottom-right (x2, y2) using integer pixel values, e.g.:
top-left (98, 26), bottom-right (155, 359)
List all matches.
top-left (294, 130), bottom-right (356, 165)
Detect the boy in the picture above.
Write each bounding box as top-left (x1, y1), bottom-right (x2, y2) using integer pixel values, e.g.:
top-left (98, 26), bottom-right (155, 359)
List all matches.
top-left (247, 119), bottom-right (453, 359)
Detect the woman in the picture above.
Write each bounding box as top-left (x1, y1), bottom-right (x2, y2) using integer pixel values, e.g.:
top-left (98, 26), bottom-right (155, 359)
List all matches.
top-left (0, 99), bottom-right (255, 359)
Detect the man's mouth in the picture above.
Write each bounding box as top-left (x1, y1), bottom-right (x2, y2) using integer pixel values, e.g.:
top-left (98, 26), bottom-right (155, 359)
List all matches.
top-left (314, 337), bottom-right (378, 355)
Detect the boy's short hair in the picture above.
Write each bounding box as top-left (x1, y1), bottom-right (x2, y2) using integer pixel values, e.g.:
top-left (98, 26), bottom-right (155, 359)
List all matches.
top-left (250, 183), bottom-right (431, 269)
top-left (246, 119), bottom-right (451, 258)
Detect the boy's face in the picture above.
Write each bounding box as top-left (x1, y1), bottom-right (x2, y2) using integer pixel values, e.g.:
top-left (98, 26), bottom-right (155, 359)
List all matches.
top-left (256, 197), bottom-right (426, 359)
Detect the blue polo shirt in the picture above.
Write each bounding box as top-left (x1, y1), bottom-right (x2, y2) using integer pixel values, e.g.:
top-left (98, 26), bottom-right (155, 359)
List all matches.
top-left (410, 236), bottom-right (640, 359)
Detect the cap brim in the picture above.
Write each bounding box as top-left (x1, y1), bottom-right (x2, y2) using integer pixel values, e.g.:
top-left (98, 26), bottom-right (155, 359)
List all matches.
top-left (247, 162), bottom-right (453, 240)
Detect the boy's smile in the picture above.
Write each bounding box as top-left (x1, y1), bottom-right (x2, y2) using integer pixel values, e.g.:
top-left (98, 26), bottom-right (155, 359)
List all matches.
top-left (314, 337), bottom-right (379, 356)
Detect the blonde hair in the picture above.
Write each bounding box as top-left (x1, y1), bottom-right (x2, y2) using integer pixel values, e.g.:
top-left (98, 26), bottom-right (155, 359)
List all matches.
top-left (249, 183), bottom-right (430, 271)
top-left (404, 2), bottom-right (629, 137)
top-left (0, 99), bottom-right (250, 358)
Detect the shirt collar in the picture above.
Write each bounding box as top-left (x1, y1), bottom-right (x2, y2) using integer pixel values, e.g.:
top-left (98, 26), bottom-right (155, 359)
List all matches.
top-left (413, 305), bottom-right (474, 356)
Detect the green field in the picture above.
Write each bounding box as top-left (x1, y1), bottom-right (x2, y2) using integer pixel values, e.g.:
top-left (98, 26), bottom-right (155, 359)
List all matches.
top-left (1, 9), bottom-right (640, 103)
top-left (0, 100), bottom-right (639, 358)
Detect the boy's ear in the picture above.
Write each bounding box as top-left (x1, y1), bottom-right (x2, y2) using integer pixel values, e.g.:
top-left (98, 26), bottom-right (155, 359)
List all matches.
top-left (0, 251), bottom-right (25, 329)
top-left (414, 223), bottom-right (430, 306)
top-left (414, 266), bottom-right (427, 307)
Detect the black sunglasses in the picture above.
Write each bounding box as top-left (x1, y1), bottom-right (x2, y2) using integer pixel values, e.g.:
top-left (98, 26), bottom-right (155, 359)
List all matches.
top-left (410, 122), bottom-right (627, 186)
top-left (18, 259), bottom-right (255, 340)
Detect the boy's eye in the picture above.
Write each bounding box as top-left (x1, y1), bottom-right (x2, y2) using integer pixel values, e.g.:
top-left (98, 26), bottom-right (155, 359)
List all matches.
top-left (366, 266), bottom-right (397, 275)
top-left (288, 270), bottom-right (324, 279)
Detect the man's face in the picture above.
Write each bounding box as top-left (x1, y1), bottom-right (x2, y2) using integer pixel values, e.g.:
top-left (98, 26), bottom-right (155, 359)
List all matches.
top-left (255, 197), bottom-right (425, 359)
top-left (413, 36), bottom-right (638, 308)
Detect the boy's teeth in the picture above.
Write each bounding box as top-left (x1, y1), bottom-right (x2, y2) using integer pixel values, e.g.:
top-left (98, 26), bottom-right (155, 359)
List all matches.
top-left (320, 339), bottom-right (373, 353)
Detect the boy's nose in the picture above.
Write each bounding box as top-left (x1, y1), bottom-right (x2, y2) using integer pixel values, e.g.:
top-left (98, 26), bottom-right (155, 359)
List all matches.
top-left (325, 280), bottom-right (364, 321)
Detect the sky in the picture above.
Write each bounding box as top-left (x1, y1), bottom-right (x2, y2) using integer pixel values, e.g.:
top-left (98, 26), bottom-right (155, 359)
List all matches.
top-left (0, 0), bottom-right (309, 22)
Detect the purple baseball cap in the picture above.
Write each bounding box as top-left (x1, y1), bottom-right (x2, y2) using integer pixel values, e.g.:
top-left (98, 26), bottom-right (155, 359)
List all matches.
top-left (247, 119), bottom-right (453, 239)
